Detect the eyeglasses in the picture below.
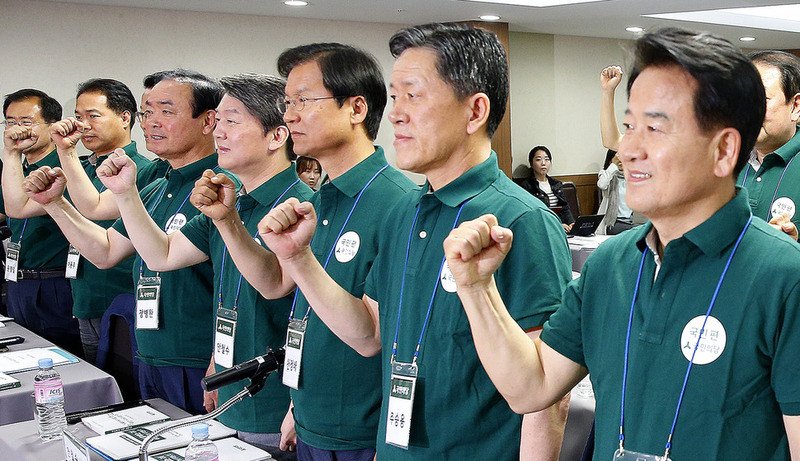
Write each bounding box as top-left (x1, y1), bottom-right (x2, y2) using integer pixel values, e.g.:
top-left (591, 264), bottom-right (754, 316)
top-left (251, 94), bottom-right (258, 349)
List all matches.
top-left (277, 96), bottom-right (340, 113)
top-left (2, 119), bottom-right (41, 128)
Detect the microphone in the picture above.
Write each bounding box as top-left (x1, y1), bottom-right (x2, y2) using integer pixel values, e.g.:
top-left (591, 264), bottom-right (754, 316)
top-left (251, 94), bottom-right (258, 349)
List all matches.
top-left (202, 348), bottom-right (284, 392)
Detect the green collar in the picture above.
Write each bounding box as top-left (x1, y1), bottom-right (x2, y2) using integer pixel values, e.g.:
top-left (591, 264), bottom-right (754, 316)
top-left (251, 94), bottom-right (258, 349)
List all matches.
top-left (240, 164), bottom-right (303, 211)
top-left (326, 146), bottom-right (386, 198)
top-left (165, 152), bottom-right (218, 182)
top-left (766, 129), bottom-right (800, 165)
top-left (415, 151), bottom-right (498, 208)
top-left (635, 188), bottom-right (753, 257)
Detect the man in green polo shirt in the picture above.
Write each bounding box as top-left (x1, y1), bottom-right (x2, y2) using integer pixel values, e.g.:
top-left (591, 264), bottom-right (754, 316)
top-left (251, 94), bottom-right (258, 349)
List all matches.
top-left (257, 24), bottom-right (571, 460)
top-left (3, 79), bottom-right (158, 363)
top-left (444, 28), bottom-right (800, 460)
top-left (93, 73), bottom-right (312, 456)
top-left (738, 50), bottom-right (800, 241)
top-left (22, 70), bottom-right (222, 414)
top-left (1, 88), bottom-right (81, 355)
top-left (198, 44), bottom-right (414, 460)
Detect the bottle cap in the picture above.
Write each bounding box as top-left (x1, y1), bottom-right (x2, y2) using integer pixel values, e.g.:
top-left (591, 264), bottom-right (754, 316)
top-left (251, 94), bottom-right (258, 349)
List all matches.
top-left (191, 423), bottom-right (209, 438)
top-left (38, 358), bottom-right (53, 368)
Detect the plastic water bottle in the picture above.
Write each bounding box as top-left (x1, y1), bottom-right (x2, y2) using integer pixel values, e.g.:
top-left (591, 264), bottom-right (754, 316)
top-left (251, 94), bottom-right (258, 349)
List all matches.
top-left (185, 423), bottom-right (219, 461)
top-left (33, 358), bottom-right (67, 441)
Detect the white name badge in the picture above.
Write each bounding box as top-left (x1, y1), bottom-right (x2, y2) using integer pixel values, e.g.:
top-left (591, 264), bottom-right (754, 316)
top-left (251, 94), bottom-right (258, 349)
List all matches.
top-left (613, 449), bottom-right (670, 461)
top-left (65, 245), bottom-right (81, 279)
top-left (439, 261), bottom-right (457, 293)
top-left (335, 231), bottom-right (360, 263)
top-left (135, 276), bottom-right (161, 330)
top-left (215, 309), bottom-right (237, 369)
top-left (164, 213), bottom-right (187, 235)
top-left (63, 429), bottom-right (90, 461)
top-left (5, 242), bottom-right (20, 282)
top-left (771, 197), bottom-right (796, 220)
top-left (385, 361), bottom-right (418, 449)
top-left (680, 315), bottom-right (726, 365)
top-left (283, 318), bottom-right (306, 390)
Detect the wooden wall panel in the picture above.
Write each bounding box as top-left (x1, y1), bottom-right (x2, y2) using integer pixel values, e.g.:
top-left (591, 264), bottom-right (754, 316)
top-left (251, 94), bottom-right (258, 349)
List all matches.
top-left (553, 173), bottom-right (600, 216)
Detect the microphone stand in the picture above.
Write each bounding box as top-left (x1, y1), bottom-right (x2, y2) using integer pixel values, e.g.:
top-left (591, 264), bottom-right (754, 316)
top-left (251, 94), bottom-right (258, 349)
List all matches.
top-left (137, 348), bottom-right (284, 461)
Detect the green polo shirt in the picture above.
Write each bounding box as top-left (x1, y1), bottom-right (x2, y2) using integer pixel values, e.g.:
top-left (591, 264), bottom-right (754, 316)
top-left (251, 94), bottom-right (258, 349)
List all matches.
top-left (292, 147), bottom-right (415, 451)
top-left (181, 165), bottom-right (314, 433)
top-left (364, 152), bottom-right (572, 460)
top-left (112, 153), bottom-right (226, 368)
top-left (541, 189), bottom-right (800, 460)
top-left (737, 129), bottom-right (800, 227)
top-left (71, 141), bottom-right (164, 319)
top-left (0, 148), bottom-right (70, 269)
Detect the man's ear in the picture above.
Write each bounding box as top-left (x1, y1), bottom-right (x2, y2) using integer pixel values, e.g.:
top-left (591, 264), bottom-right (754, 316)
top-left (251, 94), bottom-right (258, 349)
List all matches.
top-left (711, 127), bottom-right (741, 179)
top-left (349, 96), bottom-right (368, 126)
top-left (202, 110), bottom-right (216, 135)
top-left (790, 92), bottom-right (800, 124)
top-left (120, 110), bottom-right (131, 130)
top-left (465, 92), bottom-right (491, 136)
top-left (269, 125), bottom-right (290, 152)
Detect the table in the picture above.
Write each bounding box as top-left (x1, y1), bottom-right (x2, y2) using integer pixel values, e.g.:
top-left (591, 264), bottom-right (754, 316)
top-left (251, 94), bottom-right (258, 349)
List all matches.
top-left (0, 321), bottom-right (123, 425)
top-left (568, 235), bottom-right (613, 272)
top-left (0, 398), bottom-right (188, 461)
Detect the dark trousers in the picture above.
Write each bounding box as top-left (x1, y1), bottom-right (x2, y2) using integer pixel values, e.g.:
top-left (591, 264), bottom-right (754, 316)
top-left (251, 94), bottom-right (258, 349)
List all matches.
top-left (7, 277), bottom-right (81, 356)
top-left (138, 362), bottom-right (206, 415)
top-left (297, 438), bottom-right (375, 461)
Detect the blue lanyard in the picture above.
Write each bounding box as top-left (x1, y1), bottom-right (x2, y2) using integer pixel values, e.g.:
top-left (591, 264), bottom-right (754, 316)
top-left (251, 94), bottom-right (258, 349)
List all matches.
top-left (137, 168), bottom-right (220, 278)
top-left (390, 199), bottom-right (468, 364)
top-left (14, 219), bottom-right (28, 245)
top-left (288, 165), bottom-right (389, 321)
top-left (618, 213), bottom-right (752, 458)
top-left (741, 156), bottom-right (795, 221)
top-left (217, 179), bottom-right (300, 311)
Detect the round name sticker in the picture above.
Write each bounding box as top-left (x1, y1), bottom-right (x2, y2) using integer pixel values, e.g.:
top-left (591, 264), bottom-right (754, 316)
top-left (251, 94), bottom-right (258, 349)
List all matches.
top-left (771, 197), bottom-right (796, 220)
top-left (680, 315), bottom-right (726, 365)
top-left (335, 231), bottom-right (360, 263)
top-left (164, 213), bottom-right (187, 234)
top-left (439, 261), bottom-right (457, 293)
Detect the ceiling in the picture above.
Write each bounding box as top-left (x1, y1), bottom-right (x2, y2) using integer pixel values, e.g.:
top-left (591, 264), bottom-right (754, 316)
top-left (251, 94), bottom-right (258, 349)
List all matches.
top-left (44, 0), bottom-right (800, 49)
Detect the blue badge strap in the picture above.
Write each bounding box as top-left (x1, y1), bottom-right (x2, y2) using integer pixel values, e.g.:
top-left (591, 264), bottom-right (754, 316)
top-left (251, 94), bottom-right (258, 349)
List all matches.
top-left (288, 165), bottom-right (389, 321)
top-left (619, 213), bottom-right (753, 458)
top-left (391, 200), bottom-right (468, 365)
top-left (15, 218), bottom-right (29, 245)
top-left (619, 249), bottom-right (648, 451)
top-left (766, 155), bottom-right (795, 221)
top-left (218, 178), bottom-right (301, 312)
top-left (137, 167), bottom-right (219, 279)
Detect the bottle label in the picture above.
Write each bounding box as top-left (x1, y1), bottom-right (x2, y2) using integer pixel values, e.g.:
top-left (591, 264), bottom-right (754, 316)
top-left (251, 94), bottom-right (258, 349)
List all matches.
top-left (34, 379), bottom-right (63, 404)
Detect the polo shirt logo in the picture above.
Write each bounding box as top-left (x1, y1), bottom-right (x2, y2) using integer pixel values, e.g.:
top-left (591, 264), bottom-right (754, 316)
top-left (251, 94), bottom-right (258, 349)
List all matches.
top-left (771, 197), bottom-right (796, 220)
top-left (164, 213), bottom-right (187, 235)
top-left (439, 261), bottom-right (457, 293)
top-left (680, 315), bottom-right (726, 365)
top-left (335, 231), bottom-right (360, 263)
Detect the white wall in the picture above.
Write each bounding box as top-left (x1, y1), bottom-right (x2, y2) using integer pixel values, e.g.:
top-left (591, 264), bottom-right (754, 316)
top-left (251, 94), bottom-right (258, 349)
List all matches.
top-left (509, 32), bottom-right (631, 177)
top-left (1, 0), bottom-right (631, 178)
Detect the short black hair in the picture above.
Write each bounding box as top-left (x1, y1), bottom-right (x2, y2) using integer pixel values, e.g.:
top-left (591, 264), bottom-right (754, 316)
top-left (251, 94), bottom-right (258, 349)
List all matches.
top-left (77, 78), bottom-right (137, 131)
top-left (143, 71), bottom-right (171, 90)
top-left (749, 50), bottom-right (800, 103)
top-left (158, 69), bottom-right (223, 118)
top-left (389, 22), bottom-right (509, 138)
top-left (528, 145), bottom-right (552, 165)
top-left (277, 43), bottom-right (386, 140)
top-left (627, 27), bottom-right (765, 176)
top-left (3, 88), bottom-right (62, 123)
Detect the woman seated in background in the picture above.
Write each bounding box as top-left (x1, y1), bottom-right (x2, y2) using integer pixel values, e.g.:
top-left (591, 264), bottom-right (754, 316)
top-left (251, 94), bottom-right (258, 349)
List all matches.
top-left (597, 149), bottom-right (633, 235)
top-left (296, 155), bottom-right (322, 190)
top-left (520, 145), bottom-right (575, 232)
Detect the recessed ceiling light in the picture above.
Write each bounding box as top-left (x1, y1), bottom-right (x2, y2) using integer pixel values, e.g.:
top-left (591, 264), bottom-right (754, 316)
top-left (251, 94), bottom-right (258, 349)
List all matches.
top-left (461, 0), bottom-right (606, 6)
top-left (626, 26), bottom-right (644, 33)
top-left (284, 0), bottom-right (308, 6)
top-left (740, 36), bottom-right (756, 42)
top-left (480, 15), bottom-right (501, 21)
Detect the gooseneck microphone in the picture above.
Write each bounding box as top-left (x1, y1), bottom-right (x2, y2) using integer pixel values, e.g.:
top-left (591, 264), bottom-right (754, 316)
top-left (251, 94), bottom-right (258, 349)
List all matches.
top-left (201, 348), bottom-right (284, 392)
